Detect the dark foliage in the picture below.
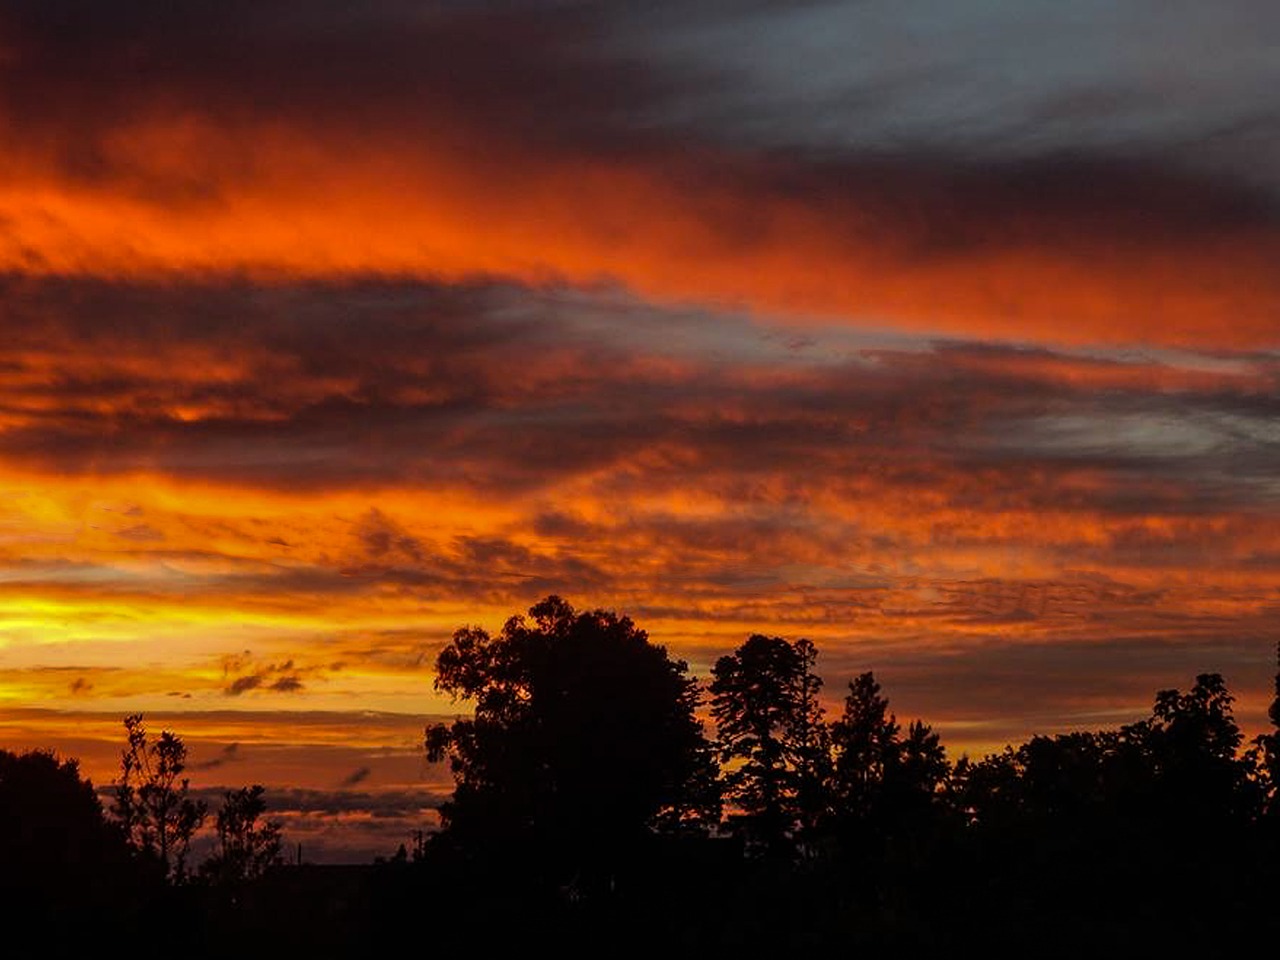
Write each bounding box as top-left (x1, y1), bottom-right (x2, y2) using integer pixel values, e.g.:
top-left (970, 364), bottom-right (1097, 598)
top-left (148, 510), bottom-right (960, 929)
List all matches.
top-left (0, 748), bottom-right (157, 939)
top-left (201, 784), bottom-right (284, 885)
top-left (826, 672), bottom-right (950, 863)
top-left (425, 595), bottom-right (720, 890)
top-left (1248, 640), bottom-right (1280, 817)
top-left (709, 634), bottom-right (827, 858)
top-left (113, 713), bottom-right (208, 882)
top-left (11, 609), bottom-right (1280, 955)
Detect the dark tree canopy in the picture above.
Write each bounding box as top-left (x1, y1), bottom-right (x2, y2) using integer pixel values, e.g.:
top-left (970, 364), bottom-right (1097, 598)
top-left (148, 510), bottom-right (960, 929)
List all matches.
top-left (830, 672), bottom-right (899, 818)
top-left (709, 634), bottom-right (827, 857)
top-left (4, 629), bottom-right (1280, 953)
top-left (425, 596), bottom-right (719, 885)
top-left (957, 672), bottom-right (1260, 834)
top-left (1141, 672), bottom-right (1254, 821)
top-left (0, 748), bottom-right (145, 923)
top-left (828, 672), bottom-right (948, 843)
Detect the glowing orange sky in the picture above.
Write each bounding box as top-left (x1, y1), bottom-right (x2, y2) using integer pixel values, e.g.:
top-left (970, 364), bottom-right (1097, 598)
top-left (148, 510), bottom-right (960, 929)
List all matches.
top-left (4, 119), bottom-right (1279, 350)
top-left (3, 1), bottom-right (1280, 860)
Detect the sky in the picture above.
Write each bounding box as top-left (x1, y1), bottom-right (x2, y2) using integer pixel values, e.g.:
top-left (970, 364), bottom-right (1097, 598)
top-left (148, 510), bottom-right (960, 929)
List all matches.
top-left (3, 0), bottom-right (1280, 861)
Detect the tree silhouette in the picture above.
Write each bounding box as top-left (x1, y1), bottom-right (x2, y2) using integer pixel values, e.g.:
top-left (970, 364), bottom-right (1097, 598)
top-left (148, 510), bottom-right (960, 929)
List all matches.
top-left (201, 785), bottom-right (284, 885)
top-left (4, 646), bottom-right (1279, 950)
top-left (709, 634), bottom-right (827, 858)
top-left (425, 596), bottom-right (719, 890)
top-left (826, 671), bottom-right (949, 861)
top-left (0, 748), bottom-right (148, 928)
top-left (890, 719), bottom-right (949, 811)
top-left (1250, 641), bottom-right (1280, 818)
top-left (960, 674), bottom-right (1254, 826)
top-left (1137, 672), bottom-right (1255, 822)
top-left (956, 729), bottom-right (1125, 832)
top-left (948, 673), bottom-right (1270, 951)
top-left (829, 672), bottom-right (899, 821)
top-left (112, 713), bottom-right (208, 882)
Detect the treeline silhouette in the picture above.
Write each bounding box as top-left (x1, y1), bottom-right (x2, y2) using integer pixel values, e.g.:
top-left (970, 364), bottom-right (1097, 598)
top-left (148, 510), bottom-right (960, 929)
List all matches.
top-left (3, 595), bottom-right (1278, 956)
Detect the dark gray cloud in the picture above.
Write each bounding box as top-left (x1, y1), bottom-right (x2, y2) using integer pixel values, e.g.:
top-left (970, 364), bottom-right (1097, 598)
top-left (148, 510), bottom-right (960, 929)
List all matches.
top-left (357, 509), bottom-right (424, 564)
top-left (5, 277), bottom-right (1280, 620)
top-left (225, 675), bottom-right (262, 696)
top-left (194, 742), bottom-right (243, 771)
top-left (259, 785), bottom-right (443, 818)
top-left (222, 656), bottom-right (311, 697)
top-left (616, 1), bottom-right (1280, 174)
top-left (7, 2), bottom-right (1279, 173)
top-left (0, 1), bottom-right (670, 177)
top-left (5, 277), bottom-right (1277, 507)
top-left (340, 766), bottom-right (372, 787)
top-left (3, 2), bottom-right (1278, 282)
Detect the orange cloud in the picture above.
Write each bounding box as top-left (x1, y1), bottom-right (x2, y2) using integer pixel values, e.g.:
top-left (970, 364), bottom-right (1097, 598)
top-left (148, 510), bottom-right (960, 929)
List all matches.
top-left (2, 111), bottom-right (1278, 349)
top-left (7, 3), bottom-right (1279, 862)
top-left (4, 2), bottom-right (1276, 351)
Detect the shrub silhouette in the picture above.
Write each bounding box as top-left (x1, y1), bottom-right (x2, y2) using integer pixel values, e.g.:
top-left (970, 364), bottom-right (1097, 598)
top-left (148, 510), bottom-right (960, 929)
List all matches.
top-left (113, 713), bottom-right (208, 882)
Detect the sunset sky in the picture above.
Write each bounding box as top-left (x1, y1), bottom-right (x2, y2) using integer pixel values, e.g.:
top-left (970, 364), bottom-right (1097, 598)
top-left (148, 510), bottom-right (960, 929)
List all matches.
top-left (4, 1), bottom-right (1280, 860)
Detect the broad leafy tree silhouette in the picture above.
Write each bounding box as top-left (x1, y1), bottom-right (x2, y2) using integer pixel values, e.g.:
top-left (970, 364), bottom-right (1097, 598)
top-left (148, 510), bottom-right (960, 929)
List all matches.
top-left (1139, 672), bottom-right (1252, 822)
top-left (0, 748), bottom-right (150, 931)
top-left (425, 595), bottom-right (719, 893)
top-left (950, 672), bottom-right (1269, 953)
top-left (958, 674), bottom-right (1256, 832)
